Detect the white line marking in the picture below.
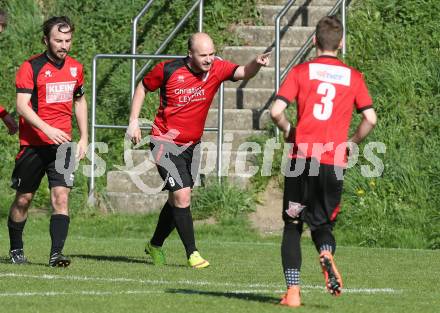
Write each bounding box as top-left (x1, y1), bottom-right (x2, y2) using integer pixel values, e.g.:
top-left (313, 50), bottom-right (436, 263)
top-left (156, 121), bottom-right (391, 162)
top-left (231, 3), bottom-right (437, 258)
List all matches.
top-left (0, 290), bottom-right (162, 297)
top-left (0, 273), bottom-right (400, 294)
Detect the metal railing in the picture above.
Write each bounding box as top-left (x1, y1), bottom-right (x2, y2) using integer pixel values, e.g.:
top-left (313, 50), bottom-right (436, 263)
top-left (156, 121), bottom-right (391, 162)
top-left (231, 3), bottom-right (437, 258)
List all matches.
top-left (273, 0), bottom-right (349, 138)
top-left (89, 0), bottom-right (226, 201)
top-left (130, 0), bottom-right (204, 98)
top-left (274, 0), bottom-right (297, 139)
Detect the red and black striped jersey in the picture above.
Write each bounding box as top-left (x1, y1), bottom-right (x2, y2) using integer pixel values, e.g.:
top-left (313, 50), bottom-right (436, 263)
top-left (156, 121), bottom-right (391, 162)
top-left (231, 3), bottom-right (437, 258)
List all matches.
top-left (276, 56), bottom-right (373, 167)
top-left (143, 57), bottom-right (239, 144)
top-left (15, 52), bottom-right (84, 146)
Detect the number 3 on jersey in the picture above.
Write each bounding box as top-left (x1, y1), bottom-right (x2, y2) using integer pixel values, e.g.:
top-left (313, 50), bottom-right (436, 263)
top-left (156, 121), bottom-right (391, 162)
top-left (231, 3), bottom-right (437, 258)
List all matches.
top-left (313, 82), bottom-right (336, 121)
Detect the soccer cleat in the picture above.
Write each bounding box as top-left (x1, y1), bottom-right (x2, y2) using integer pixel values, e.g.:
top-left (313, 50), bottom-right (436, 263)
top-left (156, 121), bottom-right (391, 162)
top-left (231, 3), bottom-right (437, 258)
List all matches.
top-left (144, 242), bottom-right (166, 265)
top-left (319, 251), bottom-right (343, 296)
top-left (9, 249), bottom-right (27, 264)
top-left (280, 286), bottom-right (301, 307)
top-left (187, 251), bottom-right (209, 269)
top-left (49, 253), bottom-right (71, 267)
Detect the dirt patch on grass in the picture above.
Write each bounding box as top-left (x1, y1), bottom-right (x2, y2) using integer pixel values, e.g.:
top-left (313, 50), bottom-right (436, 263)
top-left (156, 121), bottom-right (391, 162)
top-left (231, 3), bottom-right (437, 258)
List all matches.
top-left (249, 178), bottom-right (284, 235)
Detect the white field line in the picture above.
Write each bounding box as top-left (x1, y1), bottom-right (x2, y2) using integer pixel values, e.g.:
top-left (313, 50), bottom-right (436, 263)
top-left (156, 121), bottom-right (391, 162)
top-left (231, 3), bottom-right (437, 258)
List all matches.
top-left (0, 273), bottom-right (400, 294)
top-left (0, 290), bottom-right (162, 297)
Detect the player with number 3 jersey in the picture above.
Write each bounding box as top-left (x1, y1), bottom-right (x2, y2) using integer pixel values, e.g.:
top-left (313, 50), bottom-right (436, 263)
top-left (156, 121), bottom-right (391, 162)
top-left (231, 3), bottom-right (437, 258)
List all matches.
top-left (271, 16), bottom-right (377, 307)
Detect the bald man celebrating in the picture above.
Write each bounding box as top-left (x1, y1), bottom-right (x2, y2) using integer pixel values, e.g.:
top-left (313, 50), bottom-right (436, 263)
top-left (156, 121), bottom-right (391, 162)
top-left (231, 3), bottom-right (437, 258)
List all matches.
top-left (128, 32), bottom-right (270, 268)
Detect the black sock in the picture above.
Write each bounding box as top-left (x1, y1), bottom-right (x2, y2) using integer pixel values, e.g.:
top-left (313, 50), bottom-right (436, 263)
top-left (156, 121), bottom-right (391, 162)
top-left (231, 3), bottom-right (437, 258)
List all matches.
top-left (281, 222), bottom-right (303, 269)
top-left (8, 216), bottom-right (27, 251)
top-left (172, 206), bottom-right (197, 258)
top-left (50, 214), bottom-right (70, 255)
top-left (311, 227), bottom-right (336, 255)
top-left (150, 201), bottom-right (175, 247)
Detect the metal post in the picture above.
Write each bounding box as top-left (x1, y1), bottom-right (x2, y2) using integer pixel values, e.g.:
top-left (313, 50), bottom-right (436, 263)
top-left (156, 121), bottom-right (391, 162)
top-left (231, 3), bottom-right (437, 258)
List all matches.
top-left (216, 83), bottom-right (224, 183)
top-left (274, 10), bottom-right (281, 140)
top-left (131, 0), bottom-right (155, 99)
top-left (342, 0), bottom-right (347, 58)
top-left (89, 56), bottom-right (98, 203)
top-left (274, 0), bottom-right (296, 141)
top-left (198, 0), bottom-right (204, 32)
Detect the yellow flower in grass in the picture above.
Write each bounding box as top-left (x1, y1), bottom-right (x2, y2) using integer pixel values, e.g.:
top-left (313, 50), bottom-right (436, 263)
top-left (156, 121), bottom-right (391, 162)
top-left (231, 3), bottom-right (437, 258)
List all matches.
top-left (369, 180), bottom-right (376, 188)
top-left (356, 189), bottom-right (365, 196)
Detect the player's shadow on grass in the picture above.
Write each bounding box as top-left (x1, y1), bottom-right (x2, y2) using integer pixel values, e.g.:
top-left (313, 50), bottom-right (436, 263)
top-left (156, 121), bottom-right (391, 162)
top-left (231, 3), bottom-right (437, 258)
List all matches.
top-left (167, 289), bottom-right (331, 309)
top-left (71, 254), bottom-right (147, 264)
top-left (71, 254), bottom-right (186, 268)
top-left (0, 257), bottom-right (47, 267)
top-left (167, 288), bottom-right (280, 304)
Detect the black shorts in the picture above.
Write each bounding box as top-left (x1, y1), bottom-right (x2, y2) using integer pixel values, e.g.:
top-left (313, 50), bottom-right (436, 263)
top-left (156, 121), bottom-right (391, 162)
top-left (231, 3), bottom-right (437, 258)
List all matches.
top-left (282, 158), bottom-right (344, 231)
top-left (150, 139), bottom-right (201, 192)
top-left (11, 145), bottom-right (75, 193)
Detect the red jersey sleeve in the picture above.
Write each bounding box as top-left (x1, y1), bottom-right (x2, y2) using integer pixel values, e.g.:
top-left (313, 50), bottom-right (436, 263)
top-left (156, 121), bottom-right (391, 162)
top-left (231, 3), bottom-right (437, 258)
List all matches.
top-left (216, 58), bottom-right (239, 82)
top-left (74, 64), bottom-right (85, 98)
top-left (16, 61), bottom-right (34, 94)
top-left (275, 67), bottom-right (299, 105)
top-left (142, 62), bottom-right (165, 91)
top-left (354, 73), bottom-right (373, 112)
top-left (0, 105), bottom-right (7, 118)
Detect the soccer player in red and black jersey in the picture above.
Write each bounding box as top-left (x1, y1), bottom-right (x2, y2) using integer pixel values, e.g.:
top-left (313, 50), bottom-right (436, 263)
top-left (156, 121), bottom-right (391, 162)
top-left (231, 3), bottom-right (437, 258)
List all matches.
top-left (7, 16), bottom-right (88, 267)
top-left (271, 16), bottom-right (377, 306)
top-left (0, 9), bottom-right (18, 135)
top-left (128, 32), bottom-right (270, 268)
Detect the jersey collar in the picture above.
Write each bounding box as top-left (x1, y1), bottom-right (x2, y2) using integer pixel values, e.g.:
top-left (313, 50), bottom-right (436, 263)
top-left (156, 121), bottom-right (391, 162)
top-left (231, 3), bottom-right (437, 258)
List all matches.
top-left (44, 51), bottom-right (66, 70)
top-left (316, 55), bottom-right (339, 60)
top-left (184, 56), bottom-right (209, 77)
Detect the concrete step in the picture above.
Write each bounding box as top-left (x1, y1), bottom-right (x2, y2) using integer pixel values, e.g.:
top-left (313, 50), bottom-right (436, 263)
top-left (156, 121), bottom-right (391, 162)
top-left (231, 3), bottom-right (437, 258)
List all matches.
top-left (107, 166), bottom-right (255, 196)
top-left (234, 25), bottom-right (314, 46)
top-left (106, 192), bottom-right (168, 214)
top-left (202, 130), bottom-right (265, 149)
top-left (107, 169), bottom-right (165, 193)
top-left (106, 171), bottom-right (254, 213)
top-left (256, 0), bottom-right (338, 6)
top-left (206, 109), bottom-right (253, 130)
top-left (259, 5), bottom-right (333, 26)
top-left (224, 67), bottom-right (278, 89)
top-left (221, 46), bottom-right (300, 68)
top-left (124, 149), bottom-right (259, 176)
top-left (213, 88), bottom-right (274, 110)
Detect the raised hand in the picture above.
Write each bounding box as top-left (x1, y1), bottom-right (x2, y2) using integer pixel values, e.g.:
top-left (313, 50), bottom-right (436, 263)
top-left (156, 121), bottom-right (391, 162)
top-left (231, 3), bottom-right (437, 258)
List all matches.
top-left (256, 51), bottom-right (271, 67)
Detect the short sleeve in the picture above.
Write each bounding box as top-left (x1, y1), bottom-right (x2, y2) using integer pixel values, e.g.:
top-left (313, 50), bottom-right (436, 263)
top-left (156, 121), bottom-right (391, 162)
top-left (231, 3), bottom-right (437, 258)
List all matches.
top-left (355, 74), bottom-right (373, 113)
top-left (16, 61), bottom-right (34, 94)
top-left (74, 64), bottom-right (85, 98)
top-left (142, 62), bottom-right (165, 91)
top-left (216, 58), bottom-right (239, 82)
top-left (275, 67), bottom-right (299, 105)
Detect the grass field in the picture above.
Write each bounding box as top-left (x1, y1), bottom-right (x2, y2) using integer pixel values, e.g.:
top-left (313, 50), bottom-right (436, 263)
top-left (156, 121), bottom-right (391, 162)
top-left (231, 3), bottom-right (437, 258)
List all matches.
top-left (0, 215), bottom-right (438, 313)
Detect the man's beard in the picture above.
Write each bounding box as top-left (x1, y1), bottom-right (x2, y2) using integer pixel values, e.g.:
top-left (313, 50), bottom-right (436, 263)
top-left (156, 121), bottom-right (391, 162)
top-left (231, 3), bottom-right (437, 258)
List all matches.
top-left (47, 43), bottom-right (68, 64)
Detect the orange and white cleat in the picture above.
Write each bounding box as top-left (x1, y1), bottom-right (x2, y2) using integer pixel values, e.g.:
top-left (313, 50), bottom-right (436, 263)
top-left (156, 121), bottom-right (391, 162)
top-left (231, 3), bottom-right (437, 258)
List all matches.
top-left (280, 285), bottom-right (301, 307)
top-left (319, 251), bottom-right (343, 296)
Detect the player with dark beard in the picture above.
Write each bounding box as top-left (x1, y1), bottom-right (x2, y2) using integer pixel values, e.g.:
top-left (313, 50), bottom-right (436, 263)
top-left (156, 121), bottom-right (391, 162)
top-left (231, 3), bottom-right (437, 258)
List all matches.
top-left (7, 16), bottom-right (88, 267)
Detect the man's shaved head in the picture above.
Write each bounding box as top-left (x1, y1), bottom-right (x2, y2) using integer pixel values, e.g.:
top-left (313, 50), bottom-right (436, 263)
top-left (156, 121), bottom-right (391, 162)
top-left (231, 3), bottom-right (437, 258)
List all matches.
top-left (187, 32), bottom-right (216, 73)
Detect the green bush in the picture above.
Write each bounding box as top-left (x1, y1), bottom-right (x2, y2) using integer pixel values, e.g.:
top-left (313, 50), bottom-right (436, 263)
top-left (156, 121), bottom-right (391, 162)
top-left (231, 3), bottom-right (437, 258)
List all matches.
top-left (192, 180), bottom-right (256, 222)
top-left (335, 0), bottom-right (440, 249)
